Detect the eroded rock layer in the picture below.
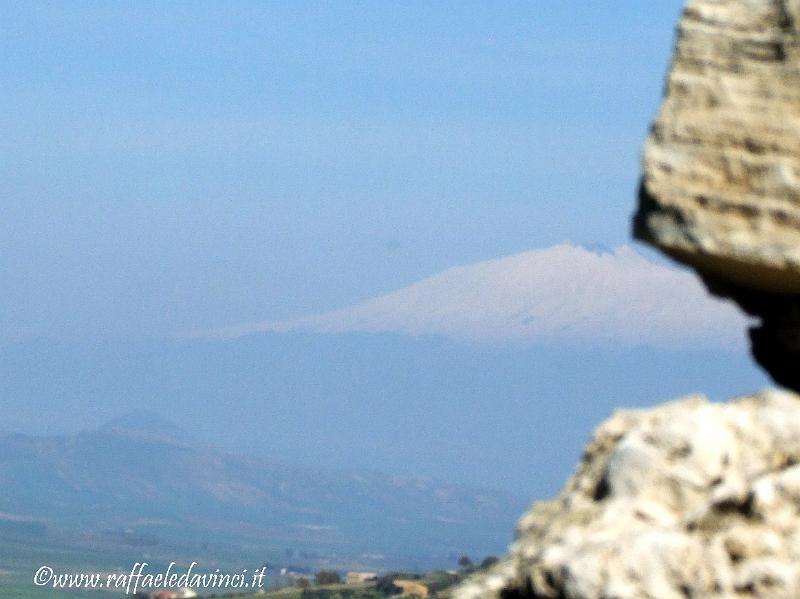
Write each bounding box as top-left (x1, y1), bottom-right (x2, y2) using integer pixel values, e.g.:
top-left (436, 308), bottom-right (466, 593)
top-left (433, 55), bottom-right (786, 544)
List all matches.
top-left (455, 390), bottom-right (800, 599)
top-left (634, 0), bottom-right (800, 389)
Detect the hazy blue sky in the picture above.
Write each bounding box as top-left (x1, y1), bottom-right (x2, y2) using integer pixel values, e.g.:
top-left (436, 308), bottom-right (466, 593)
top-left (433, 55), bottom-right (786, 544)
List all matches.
top-left (2, 2), bottom-right (771, 497)
top-left (2, 1), bottom-right (685, 339)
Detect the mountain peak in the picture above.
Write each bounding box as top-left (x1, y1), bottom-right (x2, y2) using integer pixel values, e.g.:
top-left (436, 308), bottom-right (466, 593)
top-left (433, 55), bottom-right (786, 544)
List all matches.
top-left (205, 243), bottom-right (749, 350)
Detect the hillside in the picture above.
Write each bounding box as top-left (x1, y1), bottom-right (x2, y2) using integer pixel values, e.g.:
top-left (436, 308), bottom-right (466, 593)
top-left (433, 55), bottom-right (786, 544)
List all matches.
top-left (0, 417), bottom-right (525, 573)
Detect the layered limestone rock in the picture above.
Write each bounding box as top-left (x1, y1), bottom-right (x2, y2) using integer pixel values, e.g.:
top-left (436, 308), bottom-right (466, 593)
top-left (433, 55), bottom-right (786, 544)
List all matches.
top-left (455, 390), bottom-right (800, 599)
top-left (633, 0), bottom-right (800, 389)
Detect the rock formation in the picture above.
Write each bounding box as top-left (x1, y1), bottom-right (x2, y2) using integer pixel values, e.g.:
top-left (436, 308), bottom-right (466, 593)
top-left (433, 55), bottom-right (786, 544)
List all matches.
top-left (456, 390), bottom-right (800, 599)
top-left (455, 2), bottom-right (800, 598)
top-left (634, 0), bottom-right (800, 390)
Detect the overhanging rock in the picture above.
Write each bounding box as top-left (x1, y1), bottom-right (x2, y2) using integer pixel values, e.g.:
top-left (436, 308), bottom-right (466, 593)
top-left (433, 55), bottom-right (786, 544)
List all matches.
top-left (634, 0), bottom-right (800, 390)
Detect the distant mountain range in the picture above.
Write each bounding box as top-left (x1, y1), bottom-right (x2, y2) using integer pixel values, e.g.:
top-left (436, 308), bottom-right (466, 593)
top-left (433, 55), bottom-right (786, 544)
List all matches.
top-left (209, 244), bottom-right (749, 350)
top-left (0, 415), bottom-right (527, 570)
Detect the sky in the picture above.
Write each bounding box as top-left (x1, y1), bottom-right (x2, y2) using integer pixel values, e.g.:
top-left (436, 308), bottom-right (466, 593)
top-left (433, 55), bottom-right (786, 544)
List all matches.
top-left (0, 2), bottom-right (772, 496)
top-left (1, 1), bottom-right (687, 339)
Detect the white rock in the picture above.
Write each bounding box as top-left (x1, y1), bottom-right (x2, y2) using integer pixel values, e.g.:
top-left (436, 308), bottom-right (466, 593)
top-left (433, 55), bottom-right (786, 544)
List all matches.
top-left (455, 390), bottom-right (800, 598)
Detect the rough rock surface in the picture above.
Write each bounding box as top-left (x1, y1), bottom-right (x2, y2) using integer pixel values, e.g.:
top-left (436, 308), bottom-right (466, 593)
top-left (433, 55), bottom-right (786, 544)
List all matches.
top-left (455, 390), bottom-right (800, 599)
top-left (634, 0), bottom-right (800, 390)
